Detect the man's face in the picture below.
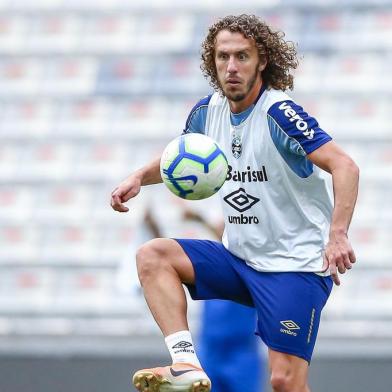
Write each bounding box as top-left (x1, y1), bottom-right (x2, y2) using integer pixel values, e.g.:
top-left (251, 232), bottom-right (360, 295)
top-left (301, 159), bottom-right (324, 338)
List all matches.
top-left (214, 30), bottom-right (265, 106)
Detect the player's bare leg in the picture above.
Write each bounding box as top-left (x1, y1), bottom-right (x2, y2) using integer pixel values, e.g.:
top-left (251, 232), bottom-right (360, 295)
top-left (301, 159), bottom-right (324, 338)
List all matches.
top-left (269, 349), bottom-right (310, 392)
top-left (133, 238), bottom-right (211, 392)
top-left (136, 238), bottom-right (195, 335)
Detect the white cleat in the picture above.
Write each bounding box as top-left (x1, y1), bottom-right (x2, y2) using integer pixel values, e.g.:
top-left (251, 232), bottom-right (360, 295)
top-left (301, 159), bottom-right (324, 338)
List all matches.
top-left (132, 362), bottom-right (211, 392)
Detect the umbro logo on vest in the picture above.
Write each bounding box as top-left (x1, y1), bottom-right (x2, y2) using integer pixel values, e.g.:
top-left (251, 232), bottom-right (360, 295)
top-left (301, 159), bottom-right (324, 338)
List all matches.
top-left (224, 188), bottom-right (260, 213)
top-left (224, 188), bottom-right (261, 224)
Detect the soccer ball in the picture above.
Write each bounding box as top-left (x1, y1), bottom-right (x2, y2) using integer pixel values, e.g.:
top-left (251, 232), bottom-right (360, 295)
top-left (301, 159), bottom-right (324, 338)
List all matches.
top-left (160, 133), bottom-right (228, 200)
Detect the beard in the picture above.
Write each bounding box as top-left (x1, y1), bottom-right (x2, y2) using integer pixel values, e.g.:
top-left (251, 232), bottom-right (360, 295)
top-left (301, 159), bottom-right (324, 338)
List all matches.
top-left (221, 64), bottom-right (260, 102)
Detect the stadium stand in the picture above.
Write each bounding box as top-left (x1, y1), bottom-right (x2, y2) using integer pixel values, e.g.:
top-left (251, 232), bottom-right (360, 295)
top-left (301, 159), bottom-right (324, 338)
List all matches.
top-left (0, 2), bottom-right (391, 390)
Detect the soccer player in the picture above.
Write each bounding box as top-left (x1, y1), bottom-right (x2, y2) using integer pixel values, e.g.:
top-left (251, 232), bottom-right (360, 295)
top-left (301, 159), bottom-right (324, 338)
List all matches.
top-left (111, 14), bottom-right (359, 392)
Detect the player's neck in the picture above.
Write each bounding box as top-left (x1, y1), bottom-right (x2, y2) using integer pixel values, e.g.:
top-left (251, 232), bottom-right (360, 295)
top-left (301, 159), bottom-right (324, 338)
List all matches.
top-left (228, 80), bottom-right (264, 114)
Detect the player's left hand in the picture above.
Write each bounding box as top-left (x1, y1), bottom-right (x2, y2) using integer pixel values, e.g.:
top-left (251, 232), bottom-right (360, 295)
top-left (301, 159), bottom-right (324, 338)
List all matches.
top-left (322, 231), bottom-right (356, 286)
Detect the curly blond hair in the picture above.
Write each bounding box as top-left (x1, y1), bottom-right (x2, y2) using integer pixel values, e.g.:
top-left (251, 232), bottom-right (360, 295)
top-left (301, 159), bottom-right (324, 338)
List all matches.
top-left (201, 14), bottom-right (298, 92)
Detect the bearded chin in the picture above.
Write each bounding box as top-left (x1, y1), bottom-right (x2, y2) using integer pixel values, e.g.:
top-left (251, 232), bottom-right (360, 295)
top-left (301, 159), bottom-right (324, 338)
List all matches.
top-left (226, 92), bottom-right (246, 102)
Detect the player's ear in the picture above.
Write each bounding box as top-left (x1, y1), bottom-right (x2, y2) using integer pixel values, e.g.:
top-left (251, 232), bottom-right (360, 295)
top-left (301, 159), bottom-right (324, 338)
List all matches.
top-left (258, 60), bottom-right (267, 72)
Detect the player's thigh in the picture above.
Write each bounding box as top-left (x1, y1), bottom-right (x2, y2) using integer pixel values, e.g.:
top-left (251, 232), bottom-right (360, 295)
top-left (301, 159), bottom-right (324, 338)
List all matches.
top-left (175, 239), bottom-right (253, 305)
top-left (138, 238), bottom-right (196, 284)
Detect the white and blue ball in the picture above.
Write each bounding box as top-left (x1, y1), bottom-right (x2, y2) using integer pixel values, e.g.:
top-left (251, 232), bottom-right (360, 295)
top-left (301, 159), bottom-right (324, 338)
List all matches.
top-left (160, 133), bottom-right (228, 200)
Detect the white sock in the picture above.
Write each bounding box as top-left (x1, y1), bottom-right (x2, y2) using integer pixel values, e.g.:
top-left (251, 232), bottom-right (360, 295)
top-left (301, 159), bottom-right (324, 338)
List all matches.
top-left (164, 330), bottom-right (201, 368)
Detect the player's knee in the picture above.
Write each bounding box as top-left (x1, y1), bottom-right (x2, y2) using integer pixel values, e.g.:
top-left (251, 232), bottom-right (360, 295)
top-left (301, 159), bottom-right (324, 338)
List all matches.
top-left (270, 371), bottom-right (299, 392)
top-left (136, 240), bottom-right (164, 280)
top-left (270, 371), bottom-right (288, 392)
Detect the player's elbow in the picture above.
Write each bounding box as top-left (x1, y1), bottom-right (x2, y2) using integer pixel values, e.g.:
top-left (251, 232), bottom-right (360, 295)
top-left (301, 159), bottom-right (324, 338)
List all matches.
top-left (345, 156), bottom-right (360, 179)
top-left (334, 155), bottom-right (359, 179)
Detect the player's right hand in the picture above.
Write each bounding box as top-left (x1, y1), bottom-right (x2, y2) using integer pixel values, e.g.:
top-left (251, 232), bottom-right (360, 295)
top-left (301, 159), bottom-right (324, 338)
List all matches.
top-left (110, 175), bottom-right (142, 213)
top-left (322, 231), bottom-right (356, 286)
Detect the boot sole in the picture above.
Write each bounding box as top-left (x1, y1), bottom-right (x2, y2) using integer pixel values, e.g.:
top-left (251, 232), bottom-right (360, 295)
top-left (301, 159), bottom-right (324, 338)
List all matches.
top-left (133, 371), bottom-right (211, 392)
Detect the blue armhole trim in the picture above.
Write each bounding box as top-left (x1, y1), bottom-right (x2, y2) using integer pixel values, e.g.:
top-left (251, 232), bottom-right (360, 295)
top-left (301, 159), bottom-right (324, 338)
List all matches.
top-left (183, 94), bottom-right (212, 134)
top-left (267, 114), bottom-right (314, 178)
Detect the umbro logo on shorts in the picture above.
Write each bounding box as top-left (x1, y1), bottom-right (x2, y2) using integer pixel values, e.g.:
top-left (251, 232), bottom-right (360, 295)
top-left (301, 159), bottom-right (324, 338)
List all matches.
top-left (280, 320), bottom-right (300, 337)
top-left (280, 320), bottom-right (300, 330)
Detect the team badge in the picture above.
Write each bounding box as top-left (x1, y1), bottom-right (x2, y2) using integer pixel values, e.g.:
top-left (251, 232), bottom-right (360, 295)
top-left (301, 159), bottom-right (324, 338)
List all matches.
top-left (231, 135), bottom-right (242, 159)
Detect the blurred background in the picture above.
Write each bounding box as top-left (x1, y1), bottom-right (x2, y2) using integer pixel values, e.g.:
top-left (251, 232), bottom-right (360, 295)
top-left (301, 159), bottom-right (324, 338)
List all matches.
top-left (0, 0), bottom-right (391, 391)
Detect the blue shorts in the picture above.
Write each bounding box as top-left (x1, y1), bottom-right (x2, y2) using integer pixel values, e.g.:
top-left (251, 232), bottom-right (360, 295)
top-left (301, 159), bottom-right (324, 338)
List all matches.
top-left (175, 239), bottom-right (333, 363)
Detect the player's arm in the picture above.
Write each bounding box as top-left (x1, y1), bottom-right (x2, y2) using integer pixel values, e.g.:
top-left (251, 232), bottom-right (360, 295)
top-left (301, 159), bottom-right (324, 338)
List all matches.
top-left (110, 157), bottom-right (162, 213)
top-left (308, 141), bottom-right (359, 285)
top-left (111, 95), bottom-right (210, 213)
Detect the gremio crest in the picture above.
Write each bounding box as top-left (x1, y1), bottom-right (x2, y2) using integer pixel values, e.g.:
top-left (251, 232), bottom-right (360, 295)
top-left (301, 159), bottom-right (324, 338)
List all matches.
top-left (231, 135), bottom-right (242, 159)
